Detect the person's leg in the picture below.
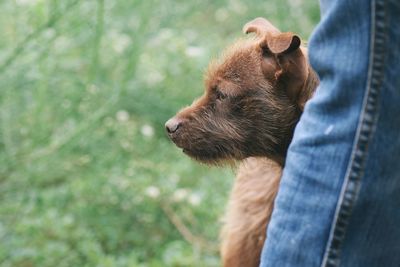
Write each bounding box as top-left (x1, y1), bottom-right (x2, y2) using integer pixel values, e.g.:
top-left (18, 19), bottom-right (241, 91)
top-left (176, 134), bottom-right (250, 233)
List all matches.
top-left (260, 0), bottom-right (400, 266)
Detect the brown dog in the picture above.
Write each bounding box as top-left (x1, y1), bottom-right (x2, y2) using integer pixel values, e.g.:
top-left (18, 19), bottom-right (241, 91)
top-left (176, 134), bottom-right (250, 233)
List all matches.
top-left (165, 18), bottom-right (318, 267)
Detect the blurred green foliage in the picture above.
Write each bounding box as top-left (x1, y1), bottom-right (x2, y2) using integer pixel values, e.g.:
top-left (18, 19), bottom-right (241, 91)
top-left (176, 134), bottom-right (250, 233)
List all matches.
top-left (0, 0), bottom-right (319, 266)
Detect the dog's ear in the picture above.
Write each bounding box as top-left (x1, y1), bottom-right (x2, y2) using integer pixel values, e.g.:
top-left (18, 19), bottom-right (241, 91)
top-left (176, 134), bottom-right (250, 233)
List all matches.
top-left (243, 17), bottom-right (301, 54)
top-left (265, 33), bottom-right (301, 55)
top-left (278, 48), bottom-right (317, 110)
top-left (244, 18), bottom-right (313, 110)
top-left (243, 17), bottom-right (280, 36)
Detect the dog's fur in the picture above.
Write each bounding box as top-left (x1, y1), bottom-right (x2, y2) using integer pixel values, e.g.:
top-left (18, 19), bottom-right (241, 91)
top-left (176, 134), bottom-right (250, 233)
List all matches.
top-left (166, 18), bottom-right (319, 267)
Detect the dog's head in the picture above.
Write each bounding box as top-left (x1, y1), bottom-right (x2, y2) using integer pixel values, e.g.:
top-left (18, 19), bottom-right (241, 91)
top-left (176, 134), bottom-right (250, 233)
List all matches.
top-left (166, 18), bottom-right (318, 165)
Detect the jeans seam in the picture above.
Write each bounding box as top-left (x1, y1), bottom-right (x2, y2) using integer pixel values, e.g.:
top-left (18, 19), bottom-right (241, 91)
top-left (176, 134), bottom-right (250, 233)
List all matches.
top-left (320, 0), bottom-right (387, 266)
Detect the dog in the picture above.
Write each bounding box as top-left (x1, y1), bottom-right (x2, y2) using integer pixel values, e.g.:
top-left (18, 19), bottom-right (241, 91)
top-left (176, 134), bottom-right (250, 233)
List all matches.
top-left (165, 17), bottom-right (319, 267)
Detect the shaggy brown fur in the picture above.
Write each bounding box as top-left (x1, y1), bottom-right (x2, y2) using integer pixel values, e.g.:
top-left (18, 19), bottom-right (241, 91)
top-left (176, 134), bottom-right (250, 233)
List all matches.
top-left (165, 18), bottom-right (319, 267)
top-left (220, 158), bottom-right (281, 267)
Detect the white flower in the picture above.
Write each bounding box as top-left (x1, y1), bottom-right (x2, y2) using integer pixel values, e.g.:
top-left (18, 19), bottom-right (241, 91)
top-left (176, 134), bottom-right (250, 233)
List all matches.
top-left (168, 173), bottom-right (180, 184)
top-left (145, 186), bottom-right (160, 199)
top-left (185, 46), bottom-right (204, 58)
top-left (16, 0), bottom-right (40, 6)
top-left (116, 110), bottom-right (129, 122)
top-left (120, 140), bottom-right (132, 151)
top-left (229, 0), bottom-right (247, 14)
top-left (43, 28), bottom-right (56, 39)
top-left (54, 36), bottom-right (72, 52)
top-left (111, 33), bottom-right (131, 54)
top-left (62, 215), bottom-right (74, 226)
top-left (148, 28), bottom-right (174, 47)
top-left (141, 124), bottom-right (154, 138)
top-left (87, 84), bottom-right (98, 94)
top-left (188, 193), bottom-right (202, 206)
top-left (125, 168), bottom-right (135, 177)
top-left (113, 177), bottom-right (130, 190)
top-left (143, 70), bottom-right (165, 86)
top-left (19, 127), bottom-right (28, 135)
top-left (172, 188), bottom-right (189, 202)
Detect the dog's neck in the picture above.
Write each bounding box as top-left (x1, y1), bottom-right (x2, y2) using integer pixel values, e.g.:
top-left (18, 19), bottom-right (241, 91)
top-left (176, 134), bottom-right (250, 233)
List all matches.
top-left (272, 64), bottom-right (319, 167)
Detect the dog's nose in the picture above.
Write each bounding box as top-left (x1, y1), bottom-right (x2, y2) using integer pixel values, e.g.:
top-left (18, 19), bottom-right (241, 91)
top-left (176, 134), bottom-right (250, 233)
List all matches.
top-left (165, 117), bottom-right (183, 134)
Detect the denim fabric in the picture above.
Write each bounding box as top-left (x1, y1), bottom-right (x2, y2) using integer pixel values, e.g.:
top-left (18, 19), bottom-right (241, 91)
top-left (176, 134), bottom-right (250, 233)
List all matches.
top-left (260, 0), bottom-right (400, 266)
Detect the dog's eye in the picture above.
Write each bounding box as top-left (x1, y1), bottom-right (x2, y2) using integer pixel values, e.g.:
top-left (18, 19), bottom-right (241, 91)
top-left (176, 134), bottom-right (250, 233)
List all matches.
top-left (216, 91), bottom-right (227, 101)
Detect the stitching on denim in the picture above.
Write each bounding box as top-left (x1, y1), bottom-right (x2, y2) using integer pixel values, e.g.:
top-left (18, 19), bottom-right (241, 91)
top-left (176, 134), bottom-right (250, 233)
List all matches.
top-left (321, 0), bottom-right (387, 266)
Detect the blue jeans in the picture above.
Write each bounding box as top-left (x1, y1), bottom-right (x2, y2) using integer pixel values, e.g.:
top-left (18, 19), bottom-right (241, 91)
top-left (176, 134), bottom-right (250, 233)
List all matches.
top-left (260, 0), bottom-right (400, 266)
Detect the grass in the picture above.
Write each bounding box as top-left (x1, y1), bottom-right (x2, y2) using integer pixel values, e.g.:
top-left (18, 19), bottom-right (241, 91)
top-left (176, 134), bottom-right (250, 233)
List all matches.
top-left (0, 0), bottom-right (319, 266)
